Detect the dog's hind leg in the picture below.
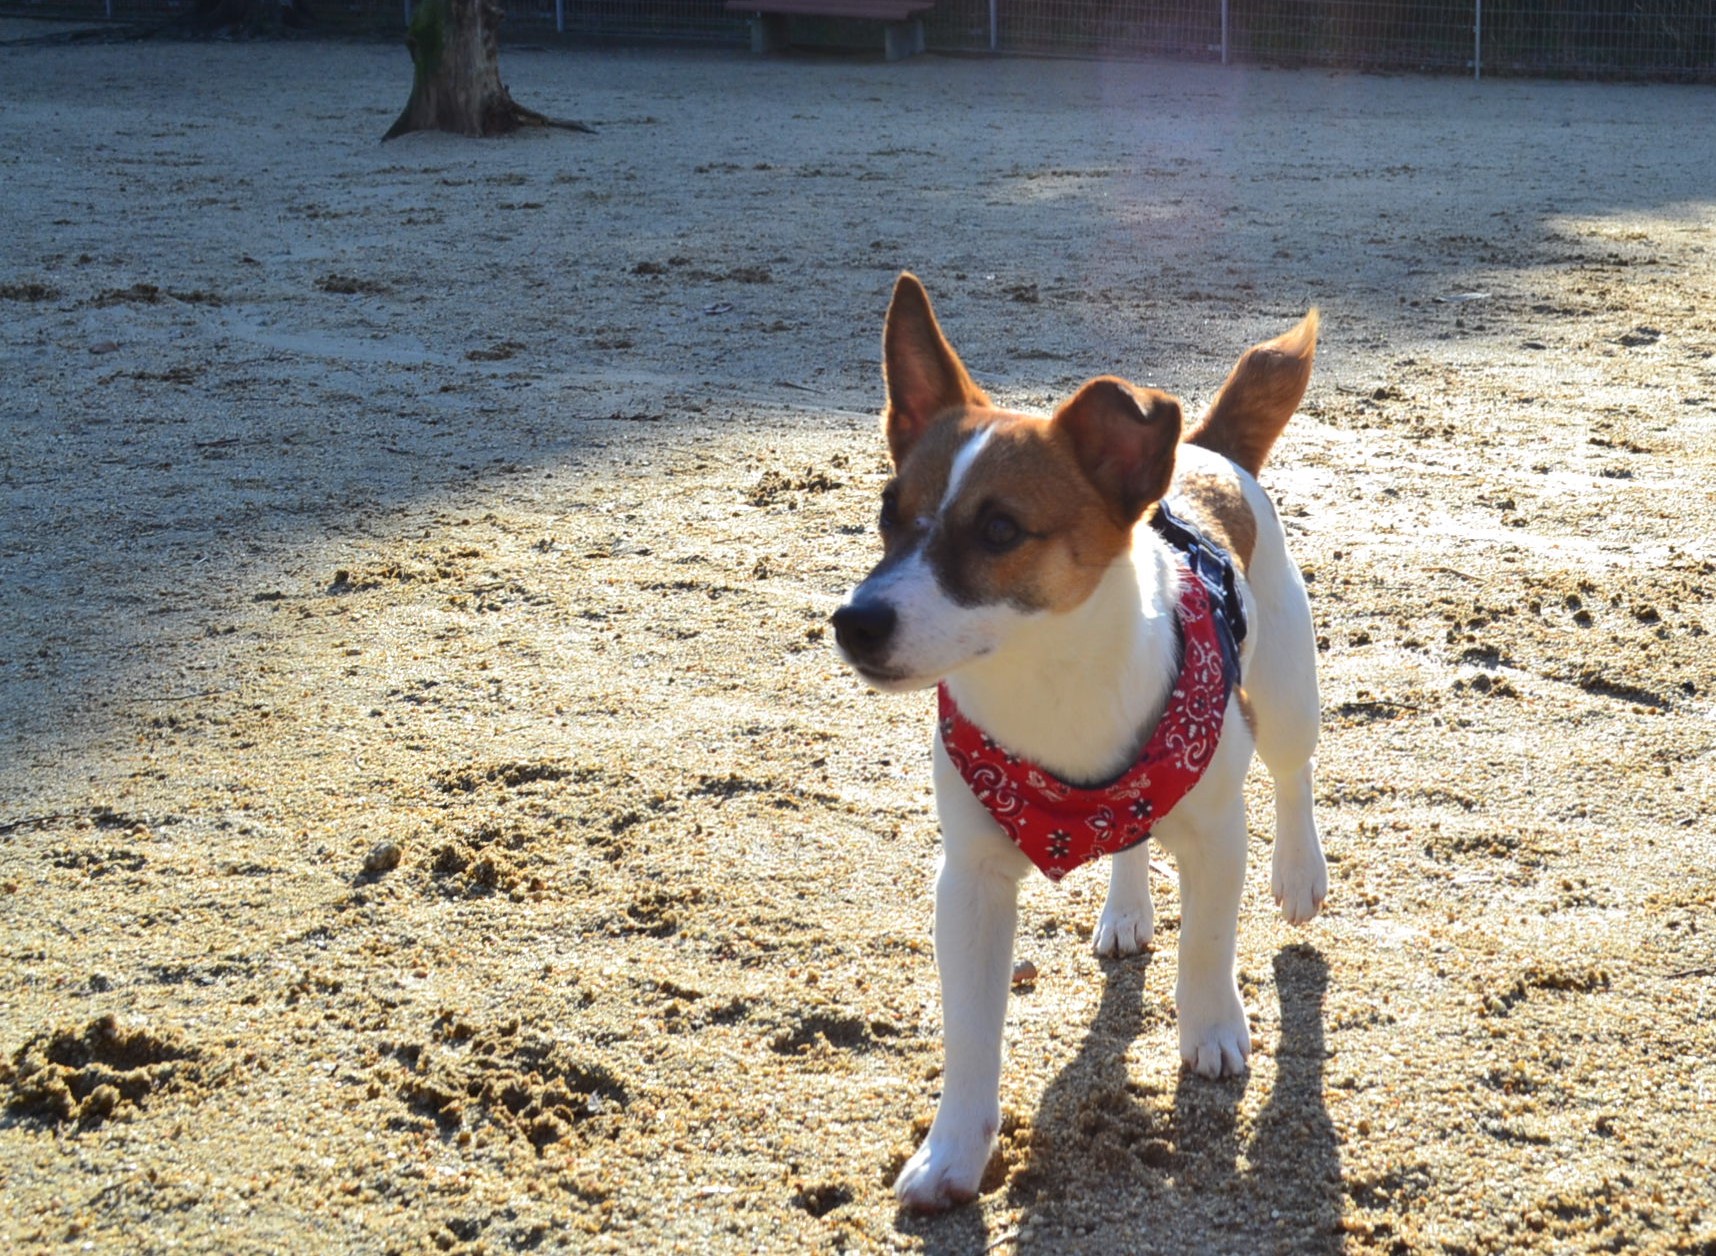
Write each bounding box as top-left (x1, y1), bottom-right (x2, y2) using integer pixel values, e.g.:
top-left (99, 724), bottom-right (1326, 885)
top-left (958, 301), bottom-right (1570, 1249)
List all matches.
top-left (1240, 495), bottom-right (1327, 926)
top-left (1095, 843), bottom-right (1155, 957)
top-left (1263, 753), bottom-right (1325, 927)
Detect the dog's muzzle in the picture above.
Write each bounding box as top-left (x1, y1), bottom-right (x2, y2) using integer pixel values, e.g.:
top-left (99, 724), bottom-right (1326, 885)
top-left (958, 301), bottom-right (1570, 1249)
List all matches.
top-left (830, 598), bottom-right (897, 666)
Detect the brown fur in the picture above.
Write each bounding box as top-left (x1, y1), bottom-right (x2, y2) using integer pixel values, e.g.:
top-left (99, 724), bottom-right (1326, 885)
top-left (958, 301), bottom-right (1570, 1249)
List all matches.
top-left (945, 418), bottom-right (1134, 611)
top-left (877, 277), bottom-right (1313, 619)
top-left (1170, 463), bottom-right (1259, 572)
top-left (886, 414), bottom-right (1134, 613)
top-left (888, 415), bottom-right (974, 520)
top-left (879, 276), bottom-right (1142, 615)
top-left (1186, 309), bottom-right (1319, 477)
top-left (1053, 378), bottom-right (1183, 527)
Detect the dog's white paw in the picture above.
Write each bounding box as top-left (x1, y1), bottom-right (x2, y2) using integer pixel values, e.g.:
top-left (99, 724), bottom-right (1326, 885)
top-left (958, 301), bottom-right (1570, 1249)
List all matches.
top-left (1178, 985), bottom-right (1251, 1078)
top-left (893, 1123), bottom-right (994, 1212)
top-left (1093, 904), bottom-right (1155, 958)
top-left (1271, 846), bottom-right (1328, 926)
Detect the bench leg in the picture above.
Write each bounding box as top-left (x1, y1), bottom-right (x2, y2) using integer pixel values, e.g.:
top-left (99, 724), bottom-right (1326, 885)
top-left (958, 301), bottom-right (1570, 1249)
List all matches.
top-left (884, 17), bottom-right (923, 60)
top-left (750, 12), bottom-right (787, 53)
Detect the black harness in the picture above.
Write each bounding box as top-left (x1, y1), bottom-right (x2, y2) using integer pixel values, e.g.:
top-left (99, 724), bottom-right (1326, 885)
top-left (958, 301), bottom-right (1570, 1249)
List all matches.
top-left (1149, 500), bottom-right (1248, 690)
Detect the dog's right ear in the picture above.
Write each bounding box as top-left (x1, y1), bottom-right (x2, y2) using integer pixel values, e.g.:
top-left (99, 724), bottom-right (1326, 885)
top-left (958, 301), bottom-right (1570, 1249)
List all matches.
top-left (882, 273), bottom-right (989, 465)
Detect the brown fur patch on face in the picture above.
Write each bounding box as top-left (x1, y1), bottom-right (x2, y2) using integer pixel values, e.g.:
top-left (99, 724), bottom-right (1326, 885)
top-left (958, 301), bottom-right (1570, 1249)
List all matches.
top-left (925, 416), bottom-right (1134, 612)
top-left (1171, 461), bottom-right (1258, 572)
top-left (880, 414), bottom-right (978, 552)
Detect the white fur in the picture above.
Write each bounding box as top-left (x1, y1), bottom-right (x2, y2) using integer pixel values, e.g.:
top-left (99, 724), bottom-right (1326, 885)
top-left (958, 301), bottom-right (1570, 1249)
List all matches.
top-left (843, 548), bottom-right (1033, 692)
top-left (842, 428), bottom-right (1029, 693)
top-left (881, 444), bottom-right (1327, 1212)
top-left (944, 538), bottom-right (1182, 784)
top-left (939, 425), bottom-right (993, 513)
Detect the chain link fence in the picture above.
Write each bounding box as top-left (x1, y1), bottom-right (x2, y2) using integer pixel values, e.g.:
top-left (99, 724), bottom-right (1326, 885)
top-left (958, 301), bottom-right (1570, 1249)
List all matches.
top-left (4, 0), bottom-right (1712, 80)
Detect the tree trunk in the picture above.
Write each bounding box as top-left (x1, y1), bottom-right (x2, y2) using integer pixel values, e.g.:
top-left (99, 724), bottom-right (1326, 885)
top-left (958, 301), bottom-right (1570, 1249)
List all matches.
top-left (384, 0), bottom-right (592, 141)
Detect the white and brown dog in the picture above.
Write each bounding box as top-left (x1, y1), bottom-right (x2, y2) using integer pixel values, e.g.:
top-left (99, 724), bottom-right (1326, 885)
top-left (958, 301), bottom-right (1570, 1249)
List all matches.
top-left (831, 274), bottom-right (1328, 1212)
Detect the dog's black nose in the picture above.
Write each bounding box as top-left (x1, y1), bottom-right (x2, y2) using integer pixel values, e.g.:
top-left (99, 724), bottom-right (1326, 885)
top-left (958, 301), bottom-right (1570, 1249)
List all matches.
top-left (831, 600), bottom-right (897, 660)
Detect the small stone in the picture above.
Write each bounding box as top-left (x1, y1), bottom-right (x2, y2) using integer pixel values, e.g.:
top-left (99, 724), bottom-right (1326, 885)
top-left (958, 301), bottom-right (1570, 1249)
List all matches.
top-left (363, 840), bottom-right (402, 875)
top-left (81, 1084), bottom-right (121, 1122)
top-left (1011, 959), bottom-right (1038, 987)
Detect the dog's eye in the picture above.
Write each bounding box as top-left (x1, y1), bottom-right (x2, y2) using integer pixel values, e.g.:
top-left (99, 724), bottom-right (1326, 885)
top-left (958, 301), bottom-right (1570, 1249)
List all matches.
top-left (980, 513), bottom-right (1023, 554)
top-left (878, 491), bottom-right (900, 532)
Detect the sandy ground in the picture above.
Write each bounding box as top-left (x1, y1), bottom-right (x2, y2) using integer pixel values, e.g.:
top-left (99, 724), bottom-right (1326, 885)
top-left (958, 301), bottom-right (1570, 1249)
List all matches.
top-left (2, 29), bottom-right (1715, 1255)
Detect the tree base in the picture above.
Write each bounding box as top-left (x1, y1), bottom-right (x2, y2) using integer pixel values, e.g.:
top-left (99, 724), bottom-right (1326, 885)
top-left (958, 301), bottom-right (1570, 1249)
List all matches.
top-left (385, 91), bottom-right (593, 142)
top-left (383, 0), bottom-right (592, 141)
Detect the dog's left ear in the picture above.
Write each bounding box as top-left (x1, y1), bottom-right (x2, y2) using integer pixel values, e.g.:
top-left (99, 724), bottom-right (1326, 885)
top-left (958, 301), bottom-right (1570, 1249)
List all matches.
top-left (882, 273), bottom-right (990, 465)
top-left (1053, 377), bottom-right (1183, 524)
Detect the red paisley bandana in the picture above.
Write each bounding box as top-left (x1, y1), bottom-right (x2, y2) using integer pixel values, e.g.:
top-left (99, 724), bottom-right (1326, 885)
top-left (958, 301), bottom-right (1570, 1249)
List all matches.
top-left (937, 569), bottom-right (1233, 882)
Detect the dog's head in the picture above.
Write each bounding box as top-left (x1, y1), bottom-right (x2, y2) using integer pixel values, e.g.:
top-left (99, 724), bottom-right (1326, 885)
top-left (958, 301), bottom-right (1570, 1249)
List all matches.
top-left (831, 273), bottom-right (1183, 691)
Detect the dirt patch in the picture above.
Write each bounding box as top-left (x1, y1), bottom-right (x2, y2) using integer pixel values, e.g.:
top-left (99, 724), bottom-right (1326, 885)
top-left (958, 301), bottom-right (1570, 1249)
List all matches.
top-left (747, 465), bottom-right (844, 507)
top-left (3, 1015), bottom-right (203, 1127)
top-left (330, 545), bottom-right (485, 592)
top-left (314, 272), bottom-right (390, 295)
top-left (383, 1015), bottom-right (629, 1151)
top-left (88, 282), bottom-right (222, 308)
top-left (1, 280), bottom-right (58, 301)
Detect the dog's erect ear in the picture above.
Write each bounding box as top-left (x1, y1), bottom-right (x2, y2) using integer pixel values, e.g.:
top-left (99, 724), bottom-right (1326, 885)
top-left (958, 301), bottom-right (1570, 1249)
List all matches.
top-left (882, 273), bottom-right (989, 465)
top-left (1053, 377), bottom-right (1183, 524)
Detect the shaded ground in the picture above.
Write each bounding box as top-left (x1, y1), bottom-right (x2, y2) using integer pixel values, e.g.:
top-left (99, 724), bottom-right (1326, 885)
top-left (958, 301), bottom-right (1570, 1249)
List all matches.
top-left (2, 31), bottom-right (1714, 1255)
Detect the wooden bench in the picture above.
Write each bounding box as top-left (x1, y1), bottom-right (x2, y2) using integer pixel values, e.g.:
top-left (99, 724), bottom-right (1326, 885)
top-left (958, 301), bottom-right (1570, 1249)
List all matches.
top-left (725, 0), bottom-right (934, 61)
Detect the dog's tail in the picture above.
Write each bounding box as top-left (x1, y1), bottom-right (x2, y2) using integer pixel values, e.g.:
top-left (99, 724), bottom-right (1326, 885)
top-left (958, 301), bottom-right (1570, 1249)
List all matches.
top-left (1186, 309), bottom-right (1318, 478)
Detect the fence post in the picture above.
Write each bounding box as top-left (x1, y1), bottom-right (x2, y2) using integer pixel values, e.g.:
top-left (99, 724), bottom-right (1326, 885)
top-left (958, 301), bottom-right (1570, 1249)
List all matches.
top-left (1221, 0), bottom-right (1228, 65)
top-left (556, 0), bottom-right (564, 33)
top-left (989, 0), bottom-right (997, 51)
top-left (1474, 0), bottom-right (1482, 79)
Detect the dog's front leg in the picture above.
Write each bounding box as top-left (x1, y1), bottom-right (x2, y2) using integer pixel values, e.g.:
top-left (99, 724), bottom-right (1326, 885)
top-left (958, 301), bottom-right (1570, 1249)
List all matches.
top-left (895, 746), bottom-right (1028, 1212)
top-left (1094, 842), bottom-right (1154, 957)
top-left (1157, 792), bottom-right (1251, 1078)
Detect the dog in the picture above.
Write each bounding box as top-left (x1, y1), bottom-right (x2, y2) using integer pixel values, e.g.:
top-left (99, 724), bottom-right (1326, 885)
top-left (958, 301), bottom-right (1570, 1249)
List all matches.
top-left (830, 273), bottom-right (1328, 1212)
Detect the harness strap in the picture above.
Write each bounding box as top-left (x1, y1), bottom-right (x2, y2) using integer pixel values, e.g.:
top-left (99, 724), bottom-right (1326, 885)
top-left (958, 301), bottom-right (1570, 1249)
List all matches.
top-left (1150, 499), bottom-right (1247, 684)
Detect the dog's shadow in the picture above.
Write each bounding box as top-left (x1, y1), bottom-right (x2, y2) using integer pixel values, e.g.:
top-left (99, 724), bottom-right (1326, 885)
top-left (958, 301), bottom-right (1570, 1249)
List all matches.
top-left (1003, 940), bottom-right (1343, 1253)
